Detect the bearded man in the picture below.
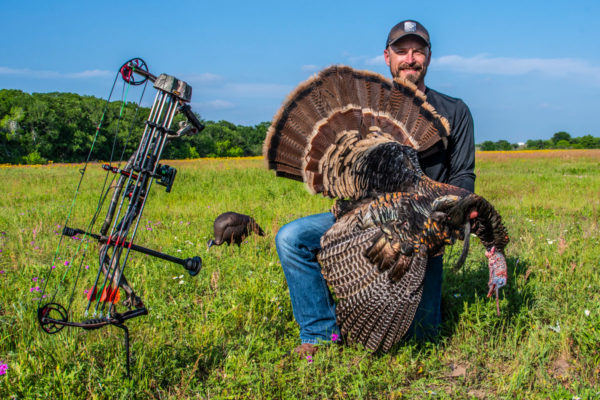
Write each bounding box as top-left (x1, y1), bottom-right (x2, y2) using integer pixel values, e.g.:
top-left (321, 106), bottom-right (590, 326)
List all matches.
top-left (275, 20), bottom-right (476, 356)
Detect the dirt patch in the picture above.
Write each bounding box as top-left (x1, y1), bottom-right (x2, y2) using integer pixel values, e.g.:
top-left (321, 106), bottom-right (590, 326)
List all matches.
top-left (450, 363), bottom-right (468, 378)
top-left (549, 356), bottom-right (572, 380)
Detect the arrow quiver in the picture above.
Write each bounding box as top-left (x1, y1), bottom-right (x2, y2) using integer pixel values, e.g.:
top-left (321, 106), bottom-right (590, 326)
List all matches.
top-left (37, 58), bottom-right (204, 377)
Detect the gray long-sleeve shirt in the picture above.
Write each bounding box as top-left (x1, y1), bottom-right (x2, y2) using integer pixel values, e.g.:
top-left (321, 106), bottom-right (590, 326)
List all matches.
top-left (419, 87), bottom-right (476, 193)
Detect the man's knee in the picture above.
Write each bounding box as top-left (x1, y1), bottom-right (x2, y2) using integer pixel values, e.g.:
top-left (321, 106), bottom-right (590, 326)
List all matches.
top-left (275, 220), bottom-right (300, 252)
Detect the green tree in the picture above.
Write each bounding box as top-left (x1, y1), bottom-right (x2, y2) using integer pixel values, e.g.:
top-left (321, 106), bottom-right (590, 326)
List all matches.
top-left (0, 105), bottom-right (26, 162)
top-left (495, 140), bottom-right (513, 151)
top-left (577, 135), bottom-right (600, 149)
top-left (480, 141), bottom-right (497, 151)
top-left (552, 131), bottom-right (571, 144)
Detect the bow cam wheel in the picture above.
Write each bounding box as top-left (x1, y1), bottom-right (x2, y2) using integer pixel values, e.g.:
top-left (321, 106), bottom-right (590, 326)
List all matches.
top-left (119, 58), bottom-right (149, 86)
top-left (38, 303), bottom-right (68, 334)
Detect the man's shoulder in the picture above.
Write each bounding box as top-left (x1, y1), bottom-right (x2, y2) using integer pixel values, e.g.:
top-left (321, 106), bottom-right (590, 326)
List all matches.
top-left (424, 87), bottom-right (469, 112)
top-left (424, 87), bottom-right (474, 138)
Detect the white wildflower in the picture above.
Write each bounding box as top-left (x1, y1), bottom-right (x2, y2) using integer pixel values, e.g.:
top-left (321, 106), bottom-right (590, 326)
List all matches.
top-left (548, 321), bottom-right (560, 333)
top-left (584, 309), bottom-right (590, 317)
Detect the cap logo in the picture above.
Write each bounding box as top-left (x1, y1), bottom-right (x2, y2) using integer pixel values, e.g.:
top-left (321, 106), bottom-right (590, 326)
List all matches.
top-left (404, 21), bottom-right (417, 32)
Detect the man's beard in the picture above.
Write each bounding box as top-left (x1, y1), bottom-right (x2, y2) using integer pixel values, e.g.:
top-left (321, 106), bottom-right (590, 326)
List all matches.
top-left (393, 63), bottom-right (427, 85)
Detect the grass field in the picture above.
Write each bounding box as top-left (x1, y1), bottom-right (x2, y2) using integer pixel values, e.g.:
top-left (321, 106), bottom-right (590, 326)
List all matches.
top-left (0, 150), bottom-right (599, 399)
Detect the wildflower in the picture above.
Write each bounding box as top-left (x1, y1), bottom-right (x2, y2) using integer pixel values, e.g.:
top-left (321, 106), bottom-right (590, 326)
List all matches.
top-left (85, 265), bottom-right (89, 270)
top-left (146, 227), bottom-right (153, 231)
top-left (0, 363), bottom-right (7, 375)
top-left (0, 270), bottom-right (5, 274)
top-left (179, 280), bottom-right (185, 285)
top-left (584, 309), bottom-right (590, 317)
top-left (64, 261), bottom-right (69, 266)
top-left (32, 277), bottom-right (38, 282)
top-left (51, 265), bottom-right (56, 269)
top-left (30, 286), bottom-right (41, 293)
top-left (306, 355), bottom-right (313, 363)
top-left (331, 333), bottom-right (339, 342)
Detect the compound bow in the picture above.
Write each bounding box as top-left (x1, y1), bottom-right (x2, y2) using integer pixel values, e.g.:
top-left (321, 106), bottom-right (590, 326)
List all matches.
top-left (37, 58), bottom-right (204, 377)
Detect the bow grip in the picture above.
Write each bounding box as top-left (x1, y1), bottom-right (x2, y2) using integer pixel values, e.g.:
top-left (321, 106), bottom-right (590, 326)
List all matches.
top-left (179, 104), bottom-right (205, 133)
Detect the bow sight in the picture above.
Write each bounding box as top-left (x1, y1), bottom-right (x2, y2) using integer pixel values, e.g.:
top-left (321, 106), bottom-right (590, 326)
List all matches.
top-left (37, 58), bottom-right (205, 377)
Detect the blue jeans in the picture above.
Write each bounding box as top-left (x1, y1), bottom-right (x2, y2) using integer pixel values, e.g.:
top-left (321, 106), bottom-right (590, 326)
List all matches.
top-left (276, 212), bottom-right (442, 345)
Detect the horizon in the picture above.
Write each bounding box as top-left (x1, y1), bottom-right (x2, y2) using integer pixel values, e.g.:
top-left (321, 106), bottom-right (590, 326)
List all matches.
top-left (1, 0), bottom-right (599, 144)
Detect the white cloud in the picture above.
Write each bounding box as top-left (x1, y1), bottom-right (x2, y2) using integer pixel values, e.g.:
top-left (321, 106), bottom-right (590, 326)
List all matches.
top-left (196, 99), bottom-right (235, 109)
top-left (0, 66), bottom-right (111, 79)
top-left (431, 54), bottom-right (600, 81)
top-left (184, 72), bottom-right (223, 83)
top-left (224, 83), bottom-right (292, 98)
top-left (365, 55), bottom-right (385, 66)
top-left (358, 53), bottom-right (600, 84)
top-left (301, 64), bottom-right (321, 72)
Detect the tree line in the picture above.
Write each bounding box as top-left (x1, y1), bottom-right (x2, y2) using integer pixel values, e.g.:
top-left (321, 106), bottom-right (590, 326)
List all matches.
top-left (478, 131), bottom-right (600, 151)
top-left (0, 89), bottom-right (268, 164)
top-left (1, 89), bottom-right (599, 164)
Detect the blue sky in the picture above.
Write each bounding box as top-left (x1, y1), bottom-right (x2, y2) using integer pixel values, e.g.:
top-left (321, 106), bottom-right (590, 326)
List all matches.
top-left (2, 0), bottom-right (599, 143)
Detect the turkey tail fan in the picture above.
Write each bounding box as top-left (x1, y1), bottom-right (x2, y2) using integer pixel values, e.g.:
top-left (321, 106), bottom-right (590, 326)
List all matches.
top-left (263, 65), bottom-right (451, 197)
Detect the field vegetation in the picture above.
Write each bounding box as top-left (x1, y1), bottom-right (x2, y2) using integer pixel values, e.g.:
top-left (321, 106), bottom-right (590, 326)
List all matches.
top-left (0, 150), bottom-right (599, 399)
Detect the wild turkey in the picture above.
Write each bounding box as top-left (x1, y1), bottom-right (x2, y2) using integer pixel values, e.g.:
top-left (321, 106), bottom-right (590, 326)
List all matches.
top-left (264, 65), bottom-right (509, 352)
top-left (207, 212), bottom-right (265, 249)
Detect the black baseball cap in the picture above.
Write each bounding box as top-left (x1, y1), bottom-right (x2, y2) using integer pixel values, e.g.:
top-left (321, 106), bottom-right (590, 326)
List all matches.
top-left (386, 20), bottom-right (431, 48)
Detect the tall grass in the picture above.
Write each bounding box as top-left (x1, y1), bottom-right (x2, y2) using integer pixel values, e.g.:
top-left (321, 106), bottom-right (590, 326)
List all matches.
top-left (0, 151), bottom-right (599, 399)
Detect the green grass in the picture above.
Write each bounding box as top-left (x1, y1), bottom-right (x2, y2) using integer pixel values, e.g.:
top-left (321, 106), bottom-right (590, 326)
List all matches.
top-left (0, 151), bottom-right (599, 399)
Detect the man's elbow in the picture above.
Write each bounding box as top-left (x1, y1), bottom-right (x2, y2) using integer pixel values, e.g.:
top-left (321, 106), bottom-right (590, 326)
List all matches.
top-left (448, 173), bottom-right (476, 192)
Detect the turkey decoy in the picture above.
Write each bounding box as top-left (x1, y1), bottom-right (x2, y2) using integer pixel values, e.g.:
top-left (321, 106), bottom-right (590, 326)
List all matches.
top-left (207, 212), bottom-right (265, 249)
top-left (264, 65), bottom-right (509, 352)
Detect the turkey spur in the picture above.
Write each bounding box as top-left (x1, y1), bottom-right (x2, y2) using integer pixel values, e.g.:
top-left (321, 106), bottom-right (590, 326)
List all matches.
top-left (264, 65), bottom-right (509, 352)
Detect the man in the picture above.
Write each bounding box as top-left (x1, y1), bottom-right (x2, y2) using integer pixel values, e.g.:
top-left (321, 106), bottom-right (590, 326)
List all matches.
top-left (275, 20), bottom-right (476, 356)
